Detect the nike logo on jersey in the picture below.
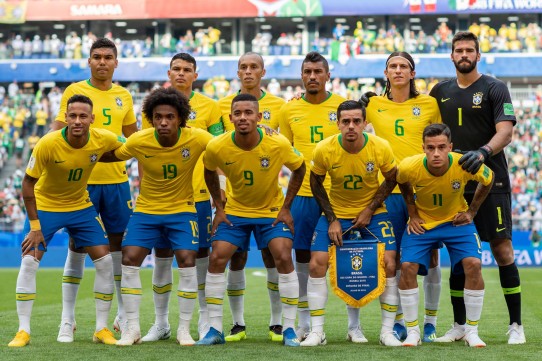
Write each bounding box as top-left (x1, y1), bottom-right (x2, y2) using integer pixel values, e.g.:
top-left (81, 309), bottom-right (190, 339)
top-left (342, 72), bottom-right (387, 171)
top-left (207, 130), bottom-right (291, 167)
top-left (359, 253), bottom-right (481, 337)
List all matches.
top-left (293, 117), bottom-right (301, 122)
top-left (377, 109), bottom-right (388, 112)
top-left (54, 160), bottom-right (66, 163)
top-left (331, 165), bottom-right (342, 169)
top-left (144, 155), bottom-right (155, 158)
top-left (415, 184), bottom-right (427, 188)
top-left (496, 227), bottom-right (506, 232)
top-left (441, 98), bottom-right (451, 102)
top-left (225, 161), bottom-right (236, 165)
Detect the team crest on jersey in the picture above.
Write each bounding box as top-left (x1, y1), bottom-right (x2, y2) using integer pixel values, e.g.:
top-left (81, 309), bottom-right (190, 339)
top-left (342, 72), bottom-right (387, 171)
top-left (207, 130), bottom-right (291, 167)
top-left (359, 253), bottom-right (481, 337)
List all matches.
top-left (115, 97), bottom-right (123, 108)
top-left (89, 153), bottom-right (98, 163)
top-left (366, 161), bottom-right (375, 173)
top-left (328, 111), bottom-right (337, 122)
top-left (188, 110), bottom-right (197, 120)
top-left (260, 155), bottom-right (270, 169)
top-left (412, 105), bottom-right (421, 117)
top-left (351, 255), bottom-right (362, 271)
top-left (473, 92), bottom-right (483, 106)
top-left (451, 179), bottom-right (461, 191)
top-left (181, 147), bottom-right (191, 160)
top-left (262, 109), bottom-right (271, 121)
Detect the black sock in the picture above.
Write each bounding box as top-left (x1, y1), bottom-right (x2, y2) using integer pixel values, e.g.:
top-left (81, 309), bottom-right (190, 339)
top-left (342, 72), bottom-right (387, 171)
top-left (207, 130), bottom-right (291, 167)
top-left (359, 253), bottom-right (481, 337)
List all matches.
top-left (499, 262), bottom-right (522, 325)
top-left (449, 271), bottom-right (466, 325)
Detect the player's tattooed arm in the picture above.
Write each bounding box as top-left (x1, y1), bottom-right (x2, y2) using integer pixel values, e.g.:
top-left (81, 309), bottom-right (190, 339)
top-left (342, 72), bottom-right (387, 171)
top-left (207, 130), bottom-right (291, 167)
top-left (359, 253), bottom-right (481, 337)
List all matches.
top-left (367, 167), bottom-right (397, 213)
top-left (310, 171), bottom-right (335, 223)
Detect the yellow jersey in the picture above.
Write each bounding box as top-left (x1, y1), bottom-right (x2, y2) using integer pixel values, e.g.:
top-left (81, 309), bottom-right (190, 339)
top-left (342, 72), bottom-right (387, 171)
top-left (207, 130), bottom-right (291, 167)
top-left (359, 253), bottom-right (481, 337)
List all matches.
top-left (203, 129), bottom-right (304, 218)
top-left (218, 90), bottom-right (285, 131)
top-left (56, 80), bottom-right (137, 184)
top-left (396, 152), bottom-right (494, 230)
top-left (142, 91), bottom-right (223, 202)
top-left (366, 94), bottom-right (441, 193)
top-left (279, 92), bottom-right (347, 196)
top-left (26, 128), bottom-right (124, 212)
top-left (311, 133), bottom-right (396, 218)
top-left (114, 127), bottom-right (213, 215)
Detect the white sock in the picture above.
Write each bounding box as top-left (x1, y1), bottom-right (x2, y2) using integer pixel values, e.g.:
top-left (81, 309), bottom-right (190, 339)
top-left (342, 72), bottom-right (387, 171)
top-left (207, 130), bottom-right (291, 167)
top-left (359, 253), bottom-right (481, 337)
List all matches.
top-left (178, 267), bottom-right (197, 331)
top-left (267, 267), bottom-right (282, 326)
top-left (395, 270), bottom-right (405, 326)
top-left (152, 257), bottom-right (173, 328)
top-left (346, 305), bottom-right (360, 330)
top-left (296, 262), bottom-right (310, 330)
top-left (93, 254), bottom-right (114, 331)
top-left (61, 250), bottom-right (86, 322)
top-left (464, 288), bottom-right (485, 333)
top-left (16, 255), bottom-right (39, 333)
top-left (227, 269), bottom-right (245, 326)
top-left (278, 271), bottom-right (298, 330)
top-left (398, 287), bottom-right (419, 331)
top-left (380, 277), bottom-right (399, 333)
top-left (121, 265), bottom-right (141, 332)
top-left (307, 276), bottom-right (327, 333)
top-left (206, 272), bottom-right (226, 333)
top-left (423, 266), bottom-right (441, 326)
top-left (196, 257), bottom-right (209, 332)
top-left (110, 251), bottom-right (125, 320)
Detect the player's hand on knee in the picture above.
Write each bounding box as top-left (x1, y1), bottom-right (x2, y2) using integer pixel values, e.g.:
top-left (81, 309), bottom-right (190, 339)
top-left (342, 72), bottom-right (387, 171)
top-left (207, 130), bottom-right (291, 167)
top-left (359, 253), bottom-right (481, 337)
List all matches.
top-left (359, 91), bottom-right (377, 107)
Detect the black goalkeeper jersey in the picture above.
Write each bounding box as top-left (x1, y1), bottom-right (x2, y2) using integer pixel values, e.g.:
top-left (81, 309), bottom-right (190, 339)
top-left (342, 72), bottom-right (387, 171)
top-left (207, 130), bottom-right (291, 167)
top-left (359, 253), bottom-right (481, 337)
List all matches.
top-left (430, 74), bottom-right (516, 194)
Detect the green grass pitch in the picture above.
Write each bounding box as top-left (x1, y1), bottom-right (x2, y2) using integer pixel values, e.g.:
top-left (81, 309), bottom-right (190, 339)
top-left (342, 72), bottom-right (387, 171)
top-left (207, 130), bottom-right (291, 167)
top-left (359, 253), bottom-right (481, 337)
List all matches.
top-left (0, 267), bottom-right (540, 361)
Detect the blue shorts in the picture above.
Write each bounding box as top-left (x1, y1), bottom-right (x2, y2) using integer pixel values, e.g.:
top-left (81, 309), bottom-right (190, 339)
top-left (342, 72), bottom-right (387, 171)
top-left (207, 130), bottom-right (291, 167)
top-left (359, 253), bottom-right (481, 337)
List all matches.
top-left (23, 207), bottom-right (108, 251)
top-left (311, 213), bottom-right (397, 252)
top-left (88, 182), bottom-right (133, 234)
top-left (401, 222), bottom-right (481, 276)
top-left (291, 196), bottom-right (322, 251)
top-left (384, 194), bottom-right (408, 246)
top-left (212, 215), bottom-right (293, 251)
top-left (196, 200), bottom-right (212, 249)
top-left (123, 212), bottom-right (199, 252)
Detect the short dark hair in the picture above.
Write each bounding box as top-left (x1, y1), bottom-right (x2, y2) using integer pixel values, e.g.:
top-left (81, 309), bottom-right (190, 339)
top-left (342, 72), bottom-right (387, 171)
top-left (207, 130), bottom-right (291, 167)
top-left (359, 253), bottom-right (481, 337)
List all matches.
top-left (423, 123), bottom-right (452, 142)
top-left (338, 100), bottom-right (365, 121)
top-left (142, 87), bottom-right (191, 128)
top-left (451, 31), bottom-right (480, 53)
top-left (384, 51), bottom-right (419, 99)
top-left (170, 52), bottom-right (197, 70)
top-left (302, 51), bottom-right (329, 73)
top-left (90, 38), bottom-right (117, 58)
top-left (67, 94), bottom-right (93, 110)
top-left (237, 52), bottom-right (264, 69)
top-left (231, 93), bottom-right (259, 111)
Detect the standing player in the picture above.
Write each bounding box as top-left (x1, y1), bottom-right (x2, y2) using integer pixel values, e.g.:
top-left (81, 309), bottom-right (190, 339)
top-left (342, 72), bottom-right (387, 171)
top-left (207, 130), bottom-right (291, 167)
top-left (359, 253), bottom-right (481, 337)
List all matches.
top-left (104, 87), bottom-right (213, 346)
top-left (197, 93), bottom-right (306, 346)
top-left (396, 123), bottom-right (493, 347)
top-left (429, 31), bottom-right (524, 344)
top-left (278, 52), bottom-right (347, 341)
top-left (217, 52), bottom-right (286, 342)
top-left (139, 53), bottom-right (224, 343)
top-left (8, 95), bottom-right (123, 347)
top-left (52, 38), bottom-right (138, 342)
top-left (303, 100), bottom-right (402, 347)
top-left (362, 51), bottom-right (442, 342)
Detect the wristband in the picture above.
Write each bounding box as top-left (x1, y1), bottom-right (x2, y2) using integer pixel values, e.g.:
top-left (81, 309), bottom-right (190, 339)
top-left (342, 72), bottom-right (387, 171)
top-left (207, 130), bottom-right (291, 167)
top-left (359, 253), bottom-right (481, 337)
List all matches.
top-left (218, 175), bottom-right (227, 191)
top-left (29, 219), bottom-right (41, 231)
top-left (480, 144), bottom-right (493, 157)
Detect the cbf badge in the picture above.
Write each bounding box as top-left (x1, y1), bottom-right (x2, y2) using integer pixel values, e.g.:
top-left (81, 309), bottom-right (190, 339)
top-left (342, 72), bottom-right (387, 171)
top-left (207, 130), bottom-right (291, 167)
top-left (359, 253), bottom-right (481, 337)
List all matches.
top-left (328, 241), bottom-right (385, 307)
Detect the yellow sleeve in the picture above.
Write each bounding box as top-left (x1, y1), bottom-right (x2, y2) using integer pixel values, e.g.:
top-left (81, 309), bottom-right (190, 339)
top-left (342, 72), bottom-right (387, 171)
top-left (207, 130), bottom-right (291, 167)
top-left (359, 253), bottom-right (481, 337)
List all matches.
top-left (203, 141), bottom-right (219, 171)
top-left (378, 140), bottom-right (396, 174)
top-left (122, 94), bottom-right (137, 126)
top-left (472, 164), bottom-right (494, 186)
top-left (26, 139), bottom-right (48, 178)
top-left (310, 143), bottom-right (328, 176)
top-left (278, 104), bottom-right (293, 143)
top-left (396, 159), bottom-right (410, 185)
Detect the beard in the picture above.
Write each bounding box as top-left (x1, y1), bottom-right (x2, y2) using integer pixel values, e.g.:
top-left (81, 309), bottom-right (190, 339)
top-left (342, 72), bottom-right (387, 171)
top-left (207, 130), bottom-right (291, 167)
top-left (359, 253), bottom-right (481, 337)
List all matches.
top-left (453, 59), bottom-right (477, 74)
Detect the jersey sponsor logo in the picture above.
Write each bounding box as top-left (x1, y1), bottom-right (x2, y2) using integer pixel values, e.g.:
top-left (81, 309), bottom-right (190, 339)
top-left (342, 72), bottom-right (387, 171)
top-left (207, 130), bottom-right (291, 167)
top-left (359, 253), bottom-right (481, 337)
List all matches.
top-left (181, 147), bottom-right (190, 160)
top-left (377, 108), bottom-right (388, 112)
top-left (54, 160), bottom-right (66, 164)
top-left (225, 161), bottom-right (236, 165)
top-left (496, 227), bottom-right (506, 232)
top-left (328, 111), bottom-right (337, 122)
top-left (144, 154), bottom-right (155, 158)
top-left (473, 92), bottom-right (483, 107)
top-left (293, 117), bottom-right (301, 122)
top-left (260, 155), bottom-right (270, 169)
top-left (262, 109), bottom-right (271, 120)
top-left (412, 105), bottom-right (421, 117)
top-left (441, 98), bottom-right (451, 103)
top-left (388, 240), bottom-right (396, 244)
top-left (115, 97), bottom-right (123, 108)
top-left (89, 153), bottom-right (98, 163)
